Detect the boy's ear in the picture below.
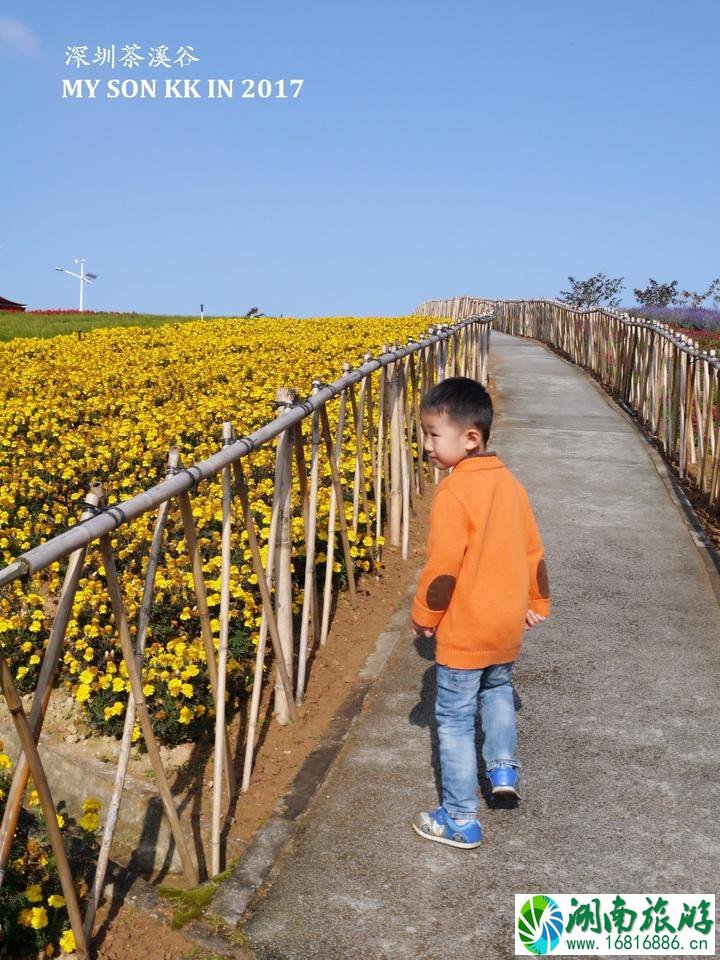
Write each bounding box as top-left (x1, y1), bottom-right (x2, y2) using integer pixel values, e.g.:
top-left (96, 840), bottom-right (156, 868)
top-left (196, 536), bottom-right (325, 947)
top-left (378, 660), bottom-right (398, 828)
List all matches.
top-left (464, 427), bottom-right (483, 449)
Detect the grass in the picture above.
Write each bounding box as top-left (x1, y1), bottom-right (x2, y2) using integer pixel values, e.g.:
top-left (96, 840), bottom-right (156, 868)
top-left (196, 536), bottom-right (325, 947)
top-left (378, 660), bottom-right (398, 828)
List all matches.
top-left (0, 310), bottom-right (264, 341)
top-left (158, 863), bottom-right (234, 929)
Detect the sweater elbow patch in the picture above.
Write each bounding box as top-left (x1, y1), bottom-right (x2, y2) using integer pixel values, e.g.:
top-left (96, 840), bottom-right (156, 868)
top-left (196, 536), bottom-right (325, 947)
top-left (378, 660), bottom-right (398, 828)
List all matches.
top-left (426, 575), bottom-right (456, 610)
top-left (537, 558), bottom-right (550, 598)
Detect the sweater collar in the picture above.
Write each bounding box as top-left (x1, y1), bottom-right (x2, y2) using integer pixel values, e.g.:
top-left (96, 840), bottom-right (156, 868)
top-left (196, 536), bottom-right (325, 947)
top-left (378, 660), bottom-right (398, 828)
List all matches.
top-left (450, 452), bottom-right (504, 472)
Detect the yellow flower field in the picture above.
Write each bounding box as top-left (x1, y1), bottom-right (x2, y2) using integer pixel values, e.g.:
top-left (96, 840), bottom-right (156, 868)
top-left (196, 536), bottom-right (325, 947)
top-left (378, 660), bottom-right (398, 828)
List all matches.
top-left (0, 743), bottom-right (100, 955)
top-left (0, 316), bottom-right (426, 742)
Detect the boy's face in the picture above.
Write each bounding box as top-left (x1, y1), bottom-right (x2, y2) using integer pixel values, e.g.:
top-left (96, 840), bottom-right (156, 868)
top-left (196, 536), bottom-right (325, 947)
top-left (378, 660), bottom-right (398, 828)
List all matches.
top-left (420, 409), bottom-right (484, 470)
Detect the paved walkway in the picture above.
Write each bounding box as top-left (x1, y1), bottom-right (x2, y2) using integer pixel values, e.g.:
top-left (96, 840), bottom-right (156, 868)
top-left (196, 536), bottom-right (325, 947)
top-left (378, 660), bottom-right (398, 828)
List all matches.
top-left (242, 331), bottom-right (720, 960)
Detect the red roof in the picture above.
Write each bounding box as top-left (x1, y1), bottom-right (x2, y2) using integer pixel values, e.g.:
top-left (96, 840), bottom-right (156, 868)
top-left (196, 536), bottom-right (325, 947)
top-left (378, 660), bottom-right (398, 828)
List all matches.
top-left (0, 295), bottom-right (27, 309)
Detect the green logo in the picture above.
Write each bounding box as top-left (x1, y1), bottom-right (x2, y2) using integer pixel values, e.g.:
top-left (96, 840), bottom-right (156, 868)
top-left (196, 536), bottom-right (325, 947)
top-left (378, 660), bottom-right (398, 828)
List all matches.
top-left (518, 895), bottom-right (565, 954)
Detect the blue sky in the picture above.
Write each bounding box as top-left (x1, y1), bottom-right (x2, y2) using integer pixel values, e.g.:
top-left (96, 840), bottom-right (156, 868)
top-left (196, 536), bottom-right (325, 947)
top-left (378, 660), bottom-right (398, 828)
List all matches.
top-left (1, 1), bottom-right (718, 316)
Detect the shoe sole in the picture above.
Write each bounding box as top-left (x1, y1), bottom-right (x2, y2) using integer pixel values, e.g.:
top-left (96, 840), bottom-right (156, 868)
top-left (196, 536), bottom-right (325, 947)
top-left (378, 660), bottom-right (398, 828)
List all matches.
top-left (411, 822), bottom-right (482, 849)
top-left (491, 785), bottom-right (519, 797)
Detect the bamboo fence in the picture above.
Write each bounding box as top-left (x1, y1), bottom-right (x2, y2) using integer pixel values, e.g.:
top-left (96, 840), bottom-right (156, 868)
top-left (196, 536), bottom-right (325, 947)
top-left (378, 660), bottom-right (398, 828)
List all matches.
top-left (415, 297), bottom-right (719, 511)
top-left (0, 313), bottom-right (492, 955)
top-left (493, 300), bottom-right (720, 507)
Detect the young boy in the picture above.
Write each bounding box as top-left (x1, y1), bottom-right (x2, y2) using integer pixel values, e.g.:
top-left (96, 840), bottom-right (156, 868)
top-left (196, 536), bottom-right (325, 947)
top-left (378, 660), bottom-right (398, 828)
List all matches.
top-left (410, 376), bottom-right (551, 849)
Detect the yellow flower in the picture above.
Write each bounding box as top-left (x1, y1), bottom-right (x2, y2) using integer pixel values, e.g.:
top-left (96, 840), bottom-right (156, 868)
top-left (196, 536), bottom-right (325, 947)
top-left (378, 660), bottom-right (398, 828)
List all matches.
top-left (28, 789), bottom-right (40, 807)
top-left (56, 813), bottom-right (65, 828)
top-left (75, 683), bottom-right (91, 702)
top-left (113, 676), bottom-right (126, 692)
top-left (18, 907), bottom-right (33, 926)
top-left (82, 797), bottom-right (101, 814)
top-left (181, 683), bottom-right (194, 697)
top-left (48, 893), bottom-right (66, 908)
top-left (59, 929), bottom-right (76, 954)
top-left (142, 683), bottom-right (155, 696)
top-left (167, 678), bottom-right (183, 696)
top-left (0, 753), bottom-right (12, 770)
top-left (79, 811), bottom-right (100, 832)
top-left (178, 706), bottom-right (193, 724)
top-left (30, 906), bottom-right (49, 929)
top-left (78, 668), bottom-right (94, 684)
top-left (24, 883), bottom-right (43, 902)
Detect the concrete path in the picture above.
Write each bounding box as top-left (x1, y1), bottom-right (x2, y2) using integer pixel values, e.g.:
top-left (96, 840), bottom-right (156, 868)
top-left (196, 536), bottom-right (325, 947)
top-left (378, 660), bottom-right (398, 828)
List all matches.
top-left (242, 331), bottom-right (720, 960)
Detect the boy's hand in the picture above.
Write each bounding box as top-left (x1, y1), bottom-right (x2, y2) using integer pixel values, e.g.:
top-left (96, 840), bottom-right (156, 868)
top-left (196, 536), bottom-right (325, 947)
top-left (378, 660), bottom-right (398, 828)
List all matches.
top-left (525, 609), bottom-right (546, 630)
top-left (411, 620), bottom-right (435, 638)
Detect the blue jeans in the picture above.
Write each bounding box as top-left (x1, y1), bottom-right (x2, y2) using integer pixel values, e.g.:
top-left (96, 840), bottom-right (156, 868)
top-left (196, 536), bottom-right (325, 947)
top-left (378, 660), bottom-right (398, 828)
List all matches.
top-left (435, 661), bottom-right (519, 820)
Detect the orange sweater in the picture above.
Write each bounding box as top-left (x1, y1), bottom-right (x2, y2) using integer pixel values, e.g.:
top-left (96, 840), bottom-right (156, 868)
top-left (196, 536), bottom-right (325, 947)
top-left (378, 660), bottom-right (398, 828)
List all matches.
top-left (411, 452), bottom-right (551, 669)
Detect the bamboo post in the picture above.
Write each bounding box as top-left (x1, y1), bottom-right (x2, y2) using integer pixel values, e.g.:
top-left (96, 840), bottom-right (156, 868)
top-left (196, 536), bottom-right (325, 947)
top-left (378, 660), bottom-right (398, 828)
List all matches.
top-left (231, 456), bottom-right (299, 725)
top-left (319, 403), bottom-right (357, 610)
top-left (402, 352), bottom-right (417, 511)
top-left (348, 383), bottom-right (362, 535)
top-left (361, 361), bottom-right (383, 571)
top-left (349, 381), bottom-right (371, 537)
top-left (699, 364), bottom-right (715, 493)
top-left (708, 374), bottom-right (720, 504)
top-left (362, 354), bottom-right (377, 504)
top-left (398, 361), bottom-right (411, 560)
top-left (374, 360), bottom-right (386, 573)
top-left (176, 476), bottom-right (236, 795)
top-left (0, 658), bottom-right (89, 959)
top-left (320, 379), bottom-right (349, 645)
top-left (388, 362), bottom-right (403, 548)
top-left (409, 352), bottom-right (425, 497)
top-left (293, 419), bottom-right (320, 648)
top-left (0, 491), bottom-right (101, 885)
top-left (84, 452), bottom-right (177, 937)
top-left (296, 390), bottom-right (321, 706)
top-left (97, 498), bottom-right (198, 885)
top-left (234, 446), bottom-right (298, 792)
top-left (240, 455), bottom-right (281, 792)
top-left (272, 389), bottom-right (296, 726)
top-left (374, 352), bottom-right (388, 554)
top-left (209, 423), bottom-right (234, 876)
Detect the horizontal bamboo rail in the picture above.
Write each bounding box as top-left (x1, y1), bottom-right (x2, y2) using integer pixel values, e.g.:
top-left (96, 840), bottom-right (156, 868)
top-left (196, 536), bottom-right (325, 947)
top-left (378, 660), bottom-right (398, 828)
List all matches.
top-left (0, 312), bottom-right (492, 951)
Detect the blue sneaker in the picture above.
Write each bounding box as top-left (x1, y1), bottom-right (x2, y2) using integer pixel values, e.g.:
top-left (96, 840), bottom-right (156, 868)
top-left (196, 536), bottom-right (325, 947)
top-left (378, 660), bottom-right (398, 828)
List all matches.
top-left (486, 764), bottom-right (520, 797)
top-left (411, 805), bottom-right (482, 849)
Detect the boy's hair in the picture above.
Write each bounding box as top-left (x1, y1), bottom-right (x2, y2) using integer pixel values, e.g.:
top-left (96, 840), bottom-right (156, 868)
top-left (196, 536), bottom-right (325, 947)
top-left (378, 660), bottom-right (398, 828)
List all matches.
top-left (420, 376), bottom-right (493, 444)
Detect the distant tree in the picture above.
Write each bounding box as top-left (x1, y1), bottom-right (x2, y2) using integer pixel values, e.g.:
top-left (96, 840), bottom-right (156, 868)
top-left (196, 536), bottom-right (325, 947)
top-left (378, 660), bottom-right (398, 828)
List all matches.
top-left (679, 278), bottom-right (720, 309)
top-left (244, 306), bottom-right (265, 318)
top-left (633, 279), bottom-right (681, 308)
top-left (558, 273), bottom-right (625, 309)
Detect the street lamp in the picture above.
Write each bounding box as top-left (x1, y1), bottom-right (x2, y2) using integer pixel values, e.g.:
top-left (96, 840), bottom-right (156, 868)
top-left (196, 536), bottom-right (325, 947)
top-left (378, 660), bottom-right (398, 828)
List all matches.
top-left (55, 258), bottom-right (98, 311)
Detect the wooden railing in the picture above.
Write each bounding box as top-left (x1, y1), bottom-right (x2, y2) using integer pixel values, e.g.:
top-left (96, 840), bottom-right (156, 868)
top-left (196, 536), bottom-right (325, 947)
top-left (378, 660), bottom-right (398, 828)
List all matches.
top-left (0, 313), bottom-right (492, 956)
top-left (415, 297), bottom-right (719, 511)
top-left (493, 300), bottom-right (720, 508)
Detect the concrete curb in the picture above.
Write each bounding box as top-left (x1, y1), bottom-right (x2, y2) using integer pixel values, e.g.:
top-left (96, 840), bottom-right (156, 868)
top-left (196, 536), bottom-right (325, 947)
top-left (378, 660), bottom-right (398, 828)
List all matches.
top-left (208, 583), bottom-right (417, 928)
top-left (531, 335), bottom-right (720, 608)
